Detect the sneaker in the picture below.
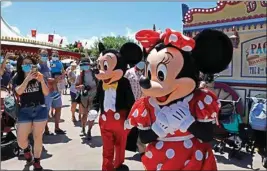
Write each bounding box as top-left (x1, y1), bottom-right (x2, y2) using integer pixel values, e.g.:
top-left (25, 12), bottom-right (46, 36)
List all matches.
top-left (81, 127), bottom-right (86, 136)
top-left (33, 161), bottom-right (43, 171)
top-left (24, 151), bottom-right (33, 163)
top-left (87, 130), bottom-right (92, 140)
top-left (55, 129), bottom-right (66, 135)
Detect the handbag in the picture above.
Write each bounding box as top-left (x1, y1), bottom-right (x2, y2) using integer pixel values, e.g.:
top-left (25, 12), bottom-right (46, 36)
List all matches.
top-left (4, 91), bottom-right (19, 120)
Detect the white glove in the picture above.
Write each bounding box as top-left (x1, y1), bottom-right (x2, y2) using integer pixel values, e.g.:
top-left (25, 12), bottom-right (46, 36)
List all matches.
top-left (124, 119), bottom-right (133, 130)
top-left (167, 102), bottom-right (195, 132)
top-left (152, 112), bottom-right (174, 138)
top-left (88, 110), bottom-right (98, 121)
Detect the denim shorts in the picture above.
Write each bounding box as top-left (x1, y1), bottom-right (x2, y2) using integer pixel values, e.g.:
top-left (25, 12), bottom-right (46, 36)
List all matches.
top-left (70, 91), bottom-right (77, 102)
top-left (17, 105), bottom-right (48, 123)
top-left (45, 92), bottom-right (62, 109)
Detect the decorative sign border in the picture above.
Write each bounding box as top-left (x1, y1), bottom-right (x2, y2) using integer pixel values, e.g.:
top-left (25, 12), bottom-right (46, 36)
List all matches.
top-left (240, 35), bottom-right (266, 78)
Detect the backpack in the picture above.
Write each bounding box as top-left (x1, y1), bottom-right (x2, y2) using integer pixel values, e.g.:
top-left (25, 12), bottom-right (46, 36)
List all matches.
top-left (78, 71), bottom-right (97, 108)
top-left (249, 97), bottom-right (266, 131)
top-left (4, 93), bottom-right (19, 120)
top-left (4, 74), bottom-right (20, 120)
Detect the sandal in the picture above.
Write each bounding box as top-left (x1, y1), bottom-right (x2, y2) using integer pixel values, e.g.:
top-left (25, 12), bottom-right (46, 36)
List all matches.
top-left (55, 129), bottom-right (66, 135)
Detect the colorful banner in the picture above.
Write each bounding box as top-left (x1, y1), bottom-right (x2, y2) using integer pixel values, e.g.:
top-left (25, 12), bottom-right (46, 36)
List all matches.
top-left (77, 42), bottom-right (82, 49)
top-left (48, 34), bottom-right (54, 42)
top-left (241, 36), bottom-right (267, 77)
top-left (31, 30), bottom-right (37, 37)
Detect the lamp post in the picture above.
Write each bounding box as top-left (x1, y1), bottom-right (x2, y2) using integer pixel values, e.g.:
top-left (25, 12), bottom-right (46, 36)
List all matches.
top-left (229, 26), bottom-right (240, 48)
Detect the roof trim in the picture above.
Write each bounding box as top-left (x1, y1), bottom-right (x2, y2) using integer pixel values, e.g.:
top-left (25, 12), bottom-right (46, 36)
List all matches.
top-left (1, 40), bottom-right (61, 50)
top-left (184, 1), bottom-right (241, 24)
top-left (183, 17), bottom-right (266, 31)
top-left (184, 14), bottom-right (266, 28)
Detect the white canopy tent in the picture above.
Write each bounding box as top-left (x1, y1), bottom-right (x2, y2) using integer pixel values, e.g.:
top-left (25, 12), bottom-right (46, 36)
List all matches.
top-left (1, 17), bottom-right (23, 38)
top-left (1, 16), bottom-right (81, 59)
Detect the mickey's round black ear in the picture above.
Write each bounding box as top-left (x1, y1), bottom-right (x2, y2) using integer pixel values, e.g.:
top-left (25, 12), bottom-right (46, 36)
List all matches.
top-left (120, 42), bottom-right (143, 65)
top-left (192, 29), bottom-right (233, 74)
top-left (98, 42), bottom-right (105, 53)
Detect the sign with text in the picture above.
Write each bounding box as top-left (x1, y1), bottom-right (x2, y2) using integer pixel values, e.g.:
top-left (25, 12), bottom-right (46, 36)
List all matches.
top-left (241, 36), bottom-right (267, 77)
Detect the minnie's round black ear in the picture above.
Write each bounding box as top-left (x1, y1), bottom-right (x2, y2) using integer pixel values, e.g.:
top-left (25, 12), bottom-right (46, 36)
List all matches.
top-left (192, 29), bottom-right (233, 74)
top-left (98, 42), bottom-right (106, 53)
top-left (120, 42), bottom-right (143, 65)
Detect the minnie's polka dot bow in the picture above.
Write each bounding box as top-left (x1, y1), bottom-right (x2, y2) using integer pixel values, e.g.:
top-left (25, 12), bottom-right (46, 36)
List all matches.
top-left (135, 28), bottom-right (195, 52)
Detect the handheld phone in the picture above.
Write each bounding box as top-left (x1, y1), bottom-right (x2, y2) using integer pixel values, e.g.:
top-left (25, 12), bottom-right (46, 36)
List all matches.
top-left (31, 65), bottom-right (38, 73)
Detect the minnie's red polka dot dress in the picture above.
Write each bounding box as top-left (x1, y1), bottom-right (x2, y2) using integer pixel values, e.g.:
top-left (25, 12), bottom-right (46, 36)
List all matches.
top-left (126, 88), bottom-right (221, 171)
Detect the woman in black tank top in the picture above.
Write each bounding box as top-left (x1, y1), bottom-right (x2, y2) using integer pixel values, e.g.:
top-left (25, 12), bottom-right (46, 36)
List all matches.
top-left (14, 56), bottom-right (49, 171)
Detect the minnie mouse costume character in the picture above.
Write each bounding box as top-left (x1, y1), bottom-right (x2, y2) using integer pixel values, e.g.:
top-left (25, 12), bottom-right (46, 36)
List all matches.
top-left (88, 42), bottom-right (142, 171)
top-left (125, 29), bottom-right (233, 170)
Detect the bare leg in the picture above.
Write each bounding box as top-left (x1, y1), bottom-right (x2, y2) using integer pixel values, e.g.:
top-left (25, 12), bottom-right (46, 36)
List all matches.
top-left (80, 106), bottom-right (89, 135)
top-left (32, 121), bottom-right (47, 158)
top-left (71, 102), bottom-right (77, 121)
top-left (32, 121), bottom-right (47, 170)
top-left (137, 136), bottom-right (146, 154)
top-left (78, 104), bottom-right (82, 121)
top-left (54, 107), bottom-right (61, 130)
top-left (17, 122), bottom-right (33, 162)
top-left (44, 124), bottom-right (50, 134)
top-left (17, 123), bottom-right (32, 150)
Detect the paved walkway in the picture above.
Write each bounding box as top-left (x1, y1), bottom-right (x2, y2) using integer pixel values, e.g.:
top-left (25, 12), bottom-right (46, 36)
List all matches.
top-left (1, 93), bottom-right (265, 170)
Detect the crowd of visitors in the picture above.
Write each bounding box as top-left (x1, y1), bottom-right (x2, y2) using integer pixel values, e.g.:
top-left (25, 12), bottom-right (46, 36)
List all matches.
top-left (0, 44), bottom-right (266, 170)
top-left (0, 50), bottom-right (72, 170)
top-left (0, 49), bottom-right (147, 171)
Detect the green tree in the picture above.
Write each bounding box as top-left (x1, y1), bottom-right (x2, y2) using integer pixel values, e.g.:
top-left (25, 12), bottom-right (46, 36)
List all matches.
top-left (89, 36), bottom-right (134, 58)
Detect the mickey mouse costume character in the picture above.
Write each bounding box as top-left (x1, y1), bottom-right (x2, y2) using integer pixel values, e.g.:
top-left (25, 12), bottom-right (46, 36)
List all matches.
top-left (88, 42), bottom-right (142, 171)
top-left (124, 28), bottom-right (233, 170)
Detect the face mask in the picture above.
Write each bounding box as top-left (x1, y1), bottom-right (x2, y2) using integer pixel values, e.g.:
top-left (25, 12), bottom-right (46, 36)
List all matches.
top-left (41, 57), bottom-right (48, 62)
top-left (22, 64), bottom-right (32, 73)
top-left (52, 56), bottom-right (59, 61)
top-left (136, 61), bottom-right (145, 70)
top-left (80, 65), bottom-right (90, 71)
top-left (6, 64), bottom-right (11, 70)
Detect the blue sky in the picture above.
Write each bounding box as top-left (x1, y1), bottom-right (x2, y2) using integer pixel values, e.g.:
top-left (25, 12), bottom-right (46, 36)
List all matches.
top-left (2, 1), bottom-right (217, 46)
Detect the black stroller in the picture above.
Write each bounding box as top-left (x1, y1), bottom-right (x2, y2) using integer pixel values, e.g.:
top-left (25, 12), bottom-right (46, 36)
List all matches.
top-left (247, 96), bottom-right (267, 168)
top-left (213, 98), bottom-right (254, 158)
top-left (1, 86), bottom-right (20, 160)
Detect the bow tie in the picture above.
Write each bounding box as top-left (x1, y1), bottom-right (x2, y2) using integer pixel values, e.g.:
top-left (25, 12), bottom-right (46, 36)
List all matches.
top-left (103, 82), bottom-right (118, 91)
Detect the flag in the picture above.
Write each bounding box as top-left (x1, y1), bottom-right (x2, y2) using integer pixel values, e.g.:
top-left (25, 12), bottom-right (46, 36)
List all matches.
top-left (48, 34), bottom-right (54, 42)
top-left (77, 42), bottom-right (82, 49)
top-left (60, 38), bottom-right (63, 45)
top-left (31, 30), bottom-right (37, 37)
